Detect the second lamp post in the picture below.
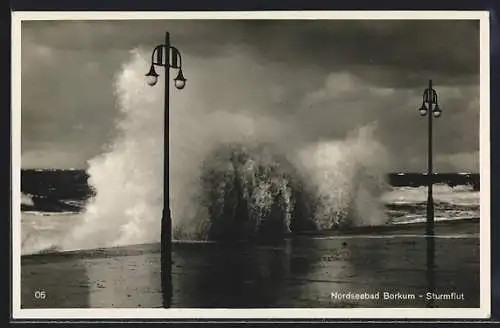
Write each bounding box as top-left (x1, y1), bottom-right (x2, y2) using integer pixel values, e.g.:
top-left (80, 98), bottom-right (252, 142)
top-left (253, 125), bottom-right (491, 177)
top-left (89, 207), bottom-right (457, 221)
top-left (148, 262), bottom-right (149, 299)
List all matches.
top-left (418, 79), bottom-right (442, 307)
top-left (145, 31), bottom-right (187, 307)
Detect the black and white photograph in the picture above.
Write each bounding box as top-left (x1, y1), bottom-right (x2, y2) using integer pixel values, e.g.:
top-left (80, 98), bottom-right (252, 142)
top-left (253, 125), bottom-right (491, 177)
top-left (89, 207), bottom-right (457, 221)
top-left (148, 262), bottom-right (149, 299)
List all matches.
top-left (12, 11), bottom-right (490, 319)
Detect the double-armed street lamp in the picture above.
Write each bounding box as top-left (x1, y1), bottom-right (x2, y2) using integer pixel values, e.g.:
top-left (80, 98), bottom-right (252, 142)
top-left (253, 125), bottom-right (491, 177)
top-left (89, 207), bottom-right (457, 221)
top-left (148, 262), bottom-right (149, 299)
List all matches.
top-left (418, 79), bottom-right (442, 308)
top-left (145, 32), bottom-right (187, 307)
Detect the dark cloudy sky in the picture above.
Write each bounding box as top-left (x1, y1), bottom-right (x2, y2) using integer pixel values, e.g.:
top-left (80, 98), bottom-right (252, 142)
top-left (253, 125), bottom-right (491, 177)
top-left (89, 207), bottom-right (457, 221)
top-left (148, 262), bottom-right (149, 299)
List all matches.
top-left (21, 19), bottom-right (481, 172)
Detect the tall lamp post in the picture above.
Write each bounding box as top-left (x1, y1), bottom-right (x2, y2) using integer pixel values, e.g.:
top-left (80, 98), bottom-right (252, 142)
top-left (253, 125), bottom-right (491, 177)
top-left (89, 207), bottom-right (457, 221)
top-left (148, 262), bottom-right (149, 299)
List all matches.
top-left (418, 79), bottom-right (442, 307)
top-left (145, 32), bottom-right (187, 307)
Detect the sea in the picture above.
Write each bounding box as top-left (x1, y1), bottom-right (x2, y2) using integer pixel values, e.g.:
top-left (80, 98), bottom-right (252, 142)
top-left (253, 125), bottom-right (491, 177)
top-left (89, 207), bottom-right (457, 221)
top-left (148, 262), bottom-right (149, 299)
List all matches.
top-left (20, 169), bottom-right (480, 256)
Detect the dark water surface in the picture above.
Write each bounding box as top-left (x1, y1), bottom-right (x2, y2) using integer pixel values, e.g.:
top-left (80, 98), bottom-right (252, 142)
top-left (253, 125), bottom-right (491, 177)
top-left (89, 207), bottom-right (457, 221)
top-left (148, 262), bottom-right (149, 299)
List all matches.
top-left (21, 219), bottom-right (480, 309)
top-left (20, 169), bottom-right (480, 213)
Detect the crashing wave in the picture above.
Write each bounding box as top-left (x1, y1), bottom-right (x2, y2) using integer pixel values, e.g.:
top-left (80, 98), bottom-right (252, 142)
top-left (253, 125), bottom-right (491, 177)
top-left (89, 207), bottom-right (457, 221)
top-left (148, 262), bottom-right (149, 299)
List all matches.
top-left (195, 142), bottom-right (316, 241)
top-left (59, 50), bottom-right (390, 251)
top-left (21, 192), bottom-right (34, 207)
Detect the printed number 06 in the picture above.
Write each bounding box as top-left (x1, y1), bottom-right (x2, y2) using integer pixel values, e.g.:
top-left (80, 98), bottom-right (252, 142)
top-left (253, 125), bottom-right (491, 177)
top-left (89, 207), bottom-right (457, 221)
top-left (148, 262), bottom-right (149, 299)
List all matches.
top-left (34, 290), bottom-right (46, 299)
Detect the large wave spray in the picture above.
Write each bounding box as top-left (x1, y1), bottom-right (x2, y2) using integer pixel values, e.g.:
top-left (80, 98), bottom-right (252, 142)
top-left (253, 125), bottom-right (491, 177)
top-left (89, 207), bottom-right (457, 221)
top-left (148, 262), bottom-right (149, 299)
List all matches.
top-left (61, 50), bottom-right (390, 250)
top-left (294, 125), bottom-right (390, 229)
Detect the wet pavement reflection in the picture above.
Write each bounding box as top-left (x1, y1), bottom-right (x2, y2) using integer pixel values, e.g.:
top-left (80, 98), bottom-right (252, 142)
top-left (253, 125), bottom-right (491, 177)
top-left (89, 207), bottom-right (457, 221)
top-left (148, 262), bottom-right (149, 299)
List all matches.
top-left (21, 221), bottom-right (480, 308)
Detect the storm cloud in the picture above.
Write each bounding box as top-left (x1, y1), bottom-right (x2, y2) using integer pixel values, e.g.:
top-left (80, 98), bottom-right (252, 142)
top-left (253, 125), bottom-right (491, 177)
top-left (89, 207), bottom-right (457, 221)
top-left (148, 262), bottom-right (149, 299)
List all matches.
top-left (20, 18), bottom-right (481, 171)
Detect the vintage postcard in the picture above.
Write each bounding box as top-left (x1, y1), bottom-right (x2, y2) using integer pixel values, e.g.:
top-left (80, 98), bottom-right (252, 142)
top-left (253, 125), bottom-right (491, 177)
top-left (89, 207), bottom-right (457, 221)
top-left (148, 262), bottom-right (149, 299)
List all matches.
top-left (11, 11), bottom-right (490, 319)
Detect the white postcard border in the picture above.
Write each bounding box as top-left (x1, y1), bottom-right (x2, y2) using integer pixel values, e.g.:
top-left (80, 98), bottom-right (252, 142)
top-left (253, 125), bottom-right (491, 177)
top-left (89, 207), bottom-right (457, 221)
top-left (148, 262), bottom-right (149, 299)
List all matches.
top-left (11, 10), bottom-right (491, 320)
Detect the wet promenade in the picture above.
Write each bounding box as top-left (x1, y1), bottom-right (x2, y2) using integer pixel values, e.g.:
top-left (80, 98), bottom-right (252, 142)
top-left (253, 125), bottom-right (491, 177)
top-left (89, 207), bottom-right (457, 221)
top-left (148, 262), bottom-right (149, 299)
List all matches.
top-left (21, 219), bottom-right (480, 309)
